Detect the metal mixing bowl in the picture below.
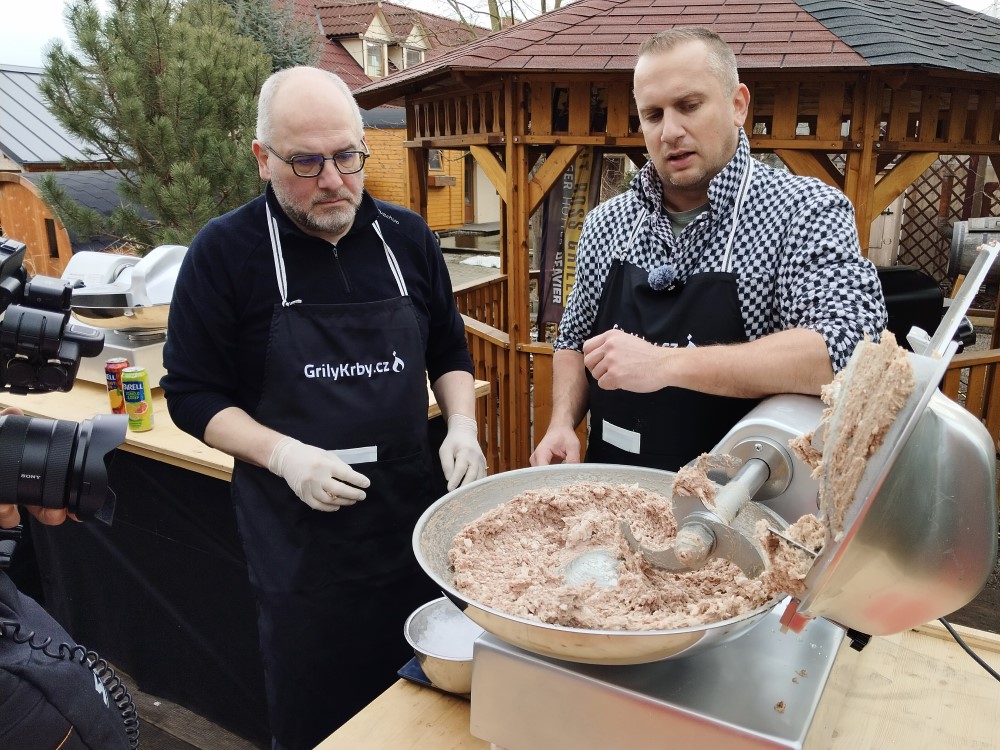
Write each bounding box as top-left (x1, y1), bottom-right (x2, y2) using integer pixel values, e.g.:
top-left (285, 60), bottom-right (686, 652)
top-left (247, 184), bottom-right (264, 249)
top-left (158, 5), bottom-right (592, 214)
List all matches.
top-left (404, 597), bottom-right (485, 694)
top-left (412, 464), bottom-right (785, 666)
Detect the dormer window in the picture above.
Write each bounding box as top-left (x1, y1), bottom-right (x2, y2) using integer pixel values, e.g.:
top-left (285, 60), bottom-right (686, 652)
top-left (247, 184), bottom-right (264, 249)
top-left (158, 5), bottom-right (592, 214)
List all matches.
top-left (404, 47), bottom-right (423, 68)
top-left (365, 40), bottom-right (386, 77)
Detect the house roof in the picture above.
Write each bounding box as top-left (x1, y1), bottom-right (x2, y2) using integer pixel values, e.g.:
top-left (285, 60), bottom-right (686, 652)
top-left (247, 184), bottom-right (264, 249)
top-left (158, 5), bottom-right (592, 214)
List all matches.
top-left (318, 38), bottom-right (375, 88)
top-left (354, 0), bottom-right (1000, 105)
top-left (315, 1), bottom-right (481, 49)
top-left (0, 65), bottom-right (107, 168)
top-left (297, 1), bottom-right (488, 91)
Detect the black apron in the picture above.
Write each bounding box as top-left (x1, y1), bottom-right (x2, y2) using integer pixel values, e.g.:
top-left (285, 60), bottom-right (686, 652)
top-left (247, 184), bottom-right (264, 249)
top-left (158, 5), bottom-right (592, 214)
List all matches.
top-left (232, 207), bottom-right (440, 750)
top-left (586, 160), bottom-right (761, 471)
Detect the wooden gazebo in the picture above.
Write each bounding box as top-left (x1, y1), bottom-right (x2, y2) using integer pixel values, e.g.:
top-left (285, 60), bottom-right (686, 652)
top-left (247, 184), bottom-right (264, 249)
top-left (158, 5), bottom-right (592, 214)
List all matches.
top-left (355, 0), bottom-right (1000, 472)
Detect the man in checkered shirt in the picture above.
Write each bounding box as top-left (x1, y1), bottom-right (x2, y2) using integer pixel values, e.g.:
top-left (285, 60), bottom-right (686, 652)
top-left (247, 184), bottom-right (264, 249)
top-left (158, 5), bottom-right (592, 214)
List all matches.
top-left (530, 27), bottom-right (887, 472)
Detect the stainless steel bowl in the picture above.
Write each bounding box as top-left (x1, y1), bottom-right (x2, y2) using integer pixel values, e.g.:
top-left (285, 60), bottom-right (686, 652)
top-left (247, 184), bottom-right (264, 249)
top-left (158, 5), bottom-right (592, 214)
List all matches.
top-left (404, 597), bottom-right (485, 694)
top-left (412, 464), bottom-right (786, 666)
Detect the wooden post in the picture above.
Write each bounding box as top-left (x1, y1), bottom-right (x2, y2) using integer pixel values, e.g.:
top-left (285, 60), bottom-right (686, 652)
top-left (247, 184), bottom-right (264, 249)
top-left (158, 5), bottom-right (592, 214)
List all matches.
top-left (843, 73), bottom-right (881, 256)
top-left (504, 76), bottom-right (533, 469)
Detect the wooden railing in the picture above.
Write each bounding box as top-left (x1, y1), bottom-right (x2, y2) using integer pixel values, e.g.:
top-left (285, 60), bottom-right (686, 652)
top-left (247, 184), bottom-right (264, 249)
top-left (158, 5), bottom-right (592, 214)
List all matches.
top-left (942, 347), bottom-right (1000, 453)
top-left (456, 271), bottom-right (1000, 471)
top-left (453, 275), bottom-right (507, 331)
top-left (459, 312), bottom-right (559, 474)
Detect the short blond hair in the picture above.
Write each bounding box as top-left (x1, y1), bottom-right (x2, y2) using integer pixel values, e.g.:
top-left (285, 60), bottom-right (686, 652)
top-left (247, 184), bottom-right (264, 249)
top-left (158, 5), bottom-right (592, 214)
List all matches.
top-left (637, 27), bottom-right (740, 95)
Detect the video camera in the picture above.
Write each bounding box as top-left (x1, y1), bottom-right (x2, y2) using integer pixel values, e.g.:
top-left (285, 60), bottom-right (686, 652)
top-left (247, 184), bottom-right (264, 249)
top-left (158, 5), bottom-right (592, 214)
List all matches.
top-left (0, 237), bottom-right (127, 554)
top-left (0, 237), bottom-right (106, 393)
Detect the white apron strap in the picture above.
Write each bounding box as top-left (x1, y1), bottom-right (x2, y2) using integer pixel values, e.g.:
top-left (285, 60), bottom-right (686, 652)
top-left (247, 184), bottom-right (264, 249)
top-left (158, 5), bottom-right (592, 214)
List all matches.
top-left (720, 158), bottom-right (755, 273)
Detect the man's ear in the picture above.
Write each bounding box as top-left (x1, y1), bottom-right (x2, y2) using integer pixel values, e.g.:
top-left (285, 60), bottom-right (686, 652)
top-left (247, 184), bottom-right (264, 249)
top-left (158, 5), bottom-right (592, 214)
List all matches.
top-left (252, 141), bottom-right (271, 181)
top-left (733, 83), bottom-right (751, 128)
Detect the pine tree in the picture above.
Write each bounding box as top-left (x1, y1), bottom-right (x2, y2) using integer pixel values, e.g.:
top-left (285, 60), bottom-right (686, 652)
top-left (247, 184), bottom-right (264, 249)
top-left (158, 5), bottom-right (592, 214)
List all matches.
top-left (38, 0), bottom-right (272, 250)
top-left (222, 0), bottom-right (320, 72)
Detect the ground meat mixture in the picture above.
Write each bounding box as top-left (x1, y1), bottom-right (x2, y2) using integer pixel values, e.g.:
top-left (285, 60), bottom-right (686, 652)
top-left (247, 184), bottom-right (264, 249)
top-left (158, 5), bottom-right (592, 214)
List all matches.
top-left (450, 335), bottom-right (915, 633)
top-left (450, 481), bottom-right (789, 631)
top-left (788, 331), bottom-right (915, 541)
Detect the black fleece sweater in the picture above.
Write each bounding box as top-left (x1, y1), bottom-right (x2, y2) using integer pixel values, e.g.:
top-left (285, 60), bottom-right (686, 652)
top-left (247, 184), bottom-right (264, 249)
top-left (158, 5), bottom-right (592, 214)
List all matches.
top-left (161, 186), bottom-right (472, 442)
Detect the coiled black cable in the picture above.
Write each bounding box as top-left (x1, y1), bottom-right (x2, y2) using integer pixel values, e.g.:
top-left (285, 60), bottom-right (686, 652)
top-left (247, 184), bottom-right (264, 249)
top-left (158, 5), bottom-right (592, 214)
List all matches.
top-left (0, 618), bottom-right (140, 749)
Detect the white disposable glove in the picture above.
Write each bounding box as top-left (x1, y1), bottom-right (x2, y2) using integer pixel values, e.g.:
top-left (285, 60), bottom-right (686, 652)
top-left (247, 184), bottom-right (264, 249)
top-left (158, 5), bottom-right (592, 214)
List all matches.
top-left (267, 436), bottom-right (370, 511)
top-left (438, 414), bottom-right (487, 491)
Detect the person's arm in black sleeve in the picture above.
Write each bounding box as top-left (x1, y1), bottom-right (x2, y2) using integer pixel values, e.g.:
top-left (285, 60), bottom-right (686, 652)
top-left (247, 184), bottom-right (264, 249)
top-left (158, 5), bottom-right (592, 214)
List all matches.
top-left (161, 219), bottom-right (245, 442)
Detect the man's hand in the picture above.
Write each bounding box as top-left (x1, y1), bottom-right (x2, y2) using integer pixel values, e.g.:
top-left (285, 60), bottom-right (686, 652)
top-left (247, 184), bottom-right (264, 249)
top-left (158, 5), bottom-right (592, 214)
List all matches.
top-left (583, 328), bottom-right (671, 393)
top-left (529, 424), bottom-right (581, 466)
top-left (268, 436), bottom-right (370, 511)
top-left (438, 415), bottom-right (486, 491)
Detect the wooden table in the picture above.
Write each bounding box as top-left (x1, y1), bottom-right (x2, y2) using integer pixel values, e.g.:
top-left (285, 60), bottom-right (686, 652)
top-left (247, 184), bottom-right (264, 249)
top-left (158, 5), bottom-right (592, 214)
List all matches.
top-left (316, 621), bottom-right (1000, 749)
top-left (0, 376), bottom-right (490, 745)
top-left (0, 378), bottom-right (491, 481)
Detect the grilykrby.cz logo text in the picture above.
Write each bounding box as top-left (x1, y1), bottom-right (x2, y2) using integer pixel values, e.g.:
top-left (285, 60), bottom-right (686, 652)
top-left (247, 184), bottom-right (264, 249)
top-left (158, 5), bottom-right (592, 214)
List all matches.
top-left (304, 352), bottom-right (405, 381)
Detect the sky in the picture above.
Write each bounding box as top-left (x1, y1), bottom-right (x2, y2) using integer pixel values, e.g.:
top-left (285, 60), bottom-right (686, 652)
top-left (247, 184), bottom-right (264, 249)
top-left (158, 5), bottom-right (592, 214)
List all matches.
top-left (1, 0), bottom-right (997, 68)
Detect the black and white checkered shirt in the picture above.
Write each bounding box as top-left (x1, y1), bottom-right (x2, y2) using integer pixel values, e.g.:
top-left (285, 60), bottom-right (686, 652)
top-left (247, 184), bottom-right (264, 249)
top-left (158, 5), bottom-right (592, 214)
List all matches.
top-left (554, 131), bottom-right (888, 373)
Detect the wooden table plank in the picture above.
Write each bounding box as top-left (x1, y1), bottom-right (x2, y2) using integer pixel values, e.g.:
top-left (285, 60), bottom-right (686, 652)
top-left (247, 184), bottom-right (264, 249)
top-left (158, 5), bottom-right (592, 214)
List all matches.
top-left (317, 623), bottom-right (1000, 750)
top-left (0, 379), bottom-right (490, 480)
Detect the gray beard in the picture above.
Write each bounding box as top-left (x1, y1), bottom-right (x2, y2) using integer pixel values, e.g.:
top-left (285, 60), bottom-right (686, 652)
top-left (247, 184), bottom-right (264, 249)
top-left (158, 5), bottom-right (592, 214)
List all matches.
top-left (286, 200), bottom-right (360, 238)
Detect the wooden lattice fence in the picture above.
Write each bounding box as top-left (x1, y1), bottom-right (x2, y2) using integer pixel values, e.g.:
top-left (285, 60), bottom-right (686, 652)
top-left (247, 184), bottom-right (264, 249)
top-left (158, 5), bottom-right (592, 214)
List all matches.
top-left (899, 155), bottom-right (1000, 294)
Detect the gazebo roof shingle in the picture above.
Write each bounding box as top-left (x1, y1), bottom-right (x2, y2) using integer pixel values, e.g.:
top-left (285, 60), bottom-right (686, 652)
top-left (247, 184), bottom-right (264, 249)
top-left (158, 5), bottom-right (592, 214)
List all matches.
top-left (355, 0), bottom-right (1000, 104)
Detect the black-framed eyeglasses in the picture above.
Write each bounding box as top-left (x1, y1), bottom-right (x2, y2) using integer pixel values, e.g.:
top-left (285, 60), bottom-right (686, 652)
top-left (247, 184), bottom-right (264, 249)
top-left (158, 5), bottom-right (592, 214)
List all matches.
top-left (262, 143), bottom-right (369, 178)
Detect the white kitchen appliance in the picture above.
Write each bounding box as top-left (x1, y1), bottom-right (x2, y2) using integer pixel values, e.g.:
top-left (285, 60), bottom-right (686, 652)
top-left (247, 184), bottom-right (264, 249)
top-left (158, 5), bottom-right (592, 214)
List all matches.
top-left (412, 243), bottom-right (1000, 749)
top-left (61, 244), bottom-right (186, 388)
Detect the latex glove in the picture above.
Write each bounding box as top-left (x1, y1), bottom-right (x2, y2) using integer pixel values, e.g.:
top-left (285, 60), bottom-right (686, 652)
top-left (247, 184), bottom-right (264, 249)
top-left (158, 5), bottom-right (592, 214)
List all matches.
top-left (268, 436), bottom-right (370, 511)
top-left (439, 414), bottom-right (487, 491)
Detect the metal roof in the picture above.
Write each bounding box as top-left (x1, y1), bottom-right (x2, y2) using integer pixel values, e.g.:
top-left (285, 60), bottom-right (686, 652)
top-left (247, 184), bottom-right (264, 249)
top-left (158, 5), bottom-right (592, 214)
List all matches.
top-left (0, 64), bottom-right (107, 167)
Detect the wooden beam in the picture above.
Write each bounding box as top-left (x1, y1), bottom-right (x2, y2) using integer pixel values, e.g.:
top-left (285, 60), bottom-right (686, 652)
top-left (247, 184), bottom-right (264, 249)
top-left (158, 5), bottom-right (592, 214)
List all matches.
top-left (886, 86), bottom-right (912, 142)
top-left (622, 149), bottom-right (648, 169)
top-left (947, 88), bottom-right (970, 143)
top-left (918, 86), bottom-right (943, 143)
top-left (605, 84), bottom-right (631, 137)
top-left (469, 144), bottom-right (507, 199)
top-left (974, 89), bottom-right (997, 146)
top-left (406, 146), bottom-right (427, 217)
top-left (773, 149), bottom-right (844, 189)
top-left (771, 81), bottom-right (800, 139)
top-left (530, 81), bottom-right (553, 137)
top-left (844, 73), bottom-right (882, 253)
top-left (748, 137), bottom-right (851, 151)
top-left (872, 152), bottom-right (939, 216)
top-left (816, 81), bottom-right (846, 140)
top-left (527, 145), bottom-right (582, 215)
top-left (504, 76), bottom-right (533, 468)
top-left (569, 81), bottom-right (591, 136)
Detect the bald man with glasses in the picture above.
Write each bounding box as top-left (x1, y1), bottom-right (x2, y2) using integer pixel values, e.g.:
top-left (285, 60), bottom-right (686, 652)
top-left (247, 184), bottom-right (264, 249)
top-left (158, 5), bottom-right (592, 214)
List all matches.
top-left (162, 66), bottom-right (485, 750)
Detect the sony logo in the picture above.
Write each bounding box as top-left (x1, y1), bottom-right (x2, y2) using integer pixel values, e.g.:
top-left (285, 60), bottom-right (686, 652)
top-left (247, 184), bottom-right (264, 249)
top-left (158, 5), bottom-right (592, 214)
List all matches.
top-left (20, 474), bottom-right (41, 480)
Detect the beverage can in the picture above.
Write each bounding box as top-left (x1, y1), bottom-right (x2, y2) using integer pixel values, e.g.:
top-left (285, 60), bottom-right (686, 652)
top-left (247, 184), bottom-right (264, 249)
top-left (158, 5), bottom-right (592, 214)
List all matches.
top-left (104, 357), bottom-right (130, 414)
top-left (121, 366), bottom-right (154, 432)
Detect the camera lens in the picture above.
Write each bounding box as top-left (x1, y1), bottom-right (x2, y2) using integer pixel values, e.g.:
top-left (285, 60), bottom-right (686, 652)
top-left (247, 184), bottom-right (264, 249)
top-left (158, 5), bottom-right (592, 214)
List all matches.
top-left (0, 413), bottom-right (127, 517)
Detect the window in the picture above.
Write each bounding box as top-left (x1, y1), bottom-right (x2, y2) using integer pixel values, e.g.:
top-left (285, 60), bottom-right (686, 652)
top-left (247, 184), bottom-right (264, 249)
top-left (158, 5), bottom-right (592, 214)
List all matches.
top-left (365, 41), bottom-right (385, 77)
top-left (44, 219), bottom-right (59, 258)
top-left (427, 149), bottom-right (443, 171)
top-left (404, 47), bottom-right (423, 69)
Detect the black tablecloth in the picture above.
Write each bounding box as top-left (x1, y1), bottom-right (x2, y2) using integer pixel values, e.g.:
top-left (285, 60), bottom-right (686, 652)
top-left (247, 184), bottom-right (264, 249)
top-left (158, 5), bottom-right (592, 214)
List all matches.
top-left (26, 451), bottom-right (270, 746)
